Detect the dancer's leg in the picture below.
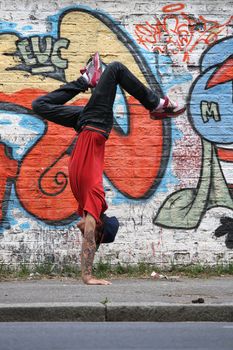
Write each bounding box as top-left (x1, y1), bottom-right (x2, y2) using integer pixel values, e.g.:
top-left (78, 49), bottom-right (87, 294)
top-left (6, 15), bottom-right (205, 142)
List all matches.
top-left (80, 61), bottom-right (160, 119)
top-left (32, 76), bottom-right (89, 128)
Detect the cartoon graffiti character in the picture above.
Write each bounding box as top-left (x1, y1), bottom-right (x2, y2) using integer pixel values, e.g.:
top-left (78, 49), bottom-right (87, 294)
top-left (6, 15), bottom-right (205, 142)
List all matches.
top-left (154, 35), bottom-right (233, 248)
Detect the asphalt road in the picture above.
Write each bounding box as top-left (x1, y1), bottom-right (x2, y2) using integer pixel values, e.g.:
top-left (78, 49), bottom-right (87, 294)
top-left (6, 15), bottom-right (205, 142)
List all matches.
top-left (0, 322), bottom-right (232, 350)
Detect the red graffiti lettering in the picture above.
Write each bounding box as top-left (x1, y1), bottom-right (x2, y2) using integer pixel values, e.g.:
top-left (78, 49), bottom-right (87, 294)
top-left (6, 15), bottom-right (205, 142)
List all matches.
top-left (134, 9), bottom-right (232, 63)
top-left (17, 121), bottom-right (77, 222)
top-left (162, 3), bottom-right (185, 13)
top-left (217, 148), bottom-right (233, 162)
top-left (207, 57), bottom-right (233, 88)
top-left (105, 96), bottom-right (163, 198)
top-left (0, 89), bottom-right (87, 222)
top-left (0, 143), bottom-right (18, 221)
top-left (0, 90), bottom-right (165, 222)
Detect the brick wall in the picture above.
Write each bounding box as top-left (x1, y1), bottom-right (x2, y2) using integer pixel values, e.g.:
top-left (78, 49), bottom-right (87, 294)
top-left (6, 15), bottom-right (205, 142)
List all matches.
top-left (0, 0), bottom-right (233, 267)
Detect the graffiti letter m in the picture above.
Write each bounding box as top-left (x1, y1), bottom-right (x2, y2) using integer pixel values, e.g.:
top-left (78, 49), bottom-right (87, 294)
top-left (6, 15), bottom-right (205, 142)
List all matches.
top-left (201, 101), bottom-right (221, 123)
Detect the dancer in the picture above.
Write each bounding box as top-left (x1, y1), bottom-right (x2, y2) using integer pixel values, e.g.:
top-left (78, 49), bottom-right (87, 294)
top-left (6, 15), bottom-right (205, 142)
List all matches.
top-left (32, 53), bottom-right (186, 285)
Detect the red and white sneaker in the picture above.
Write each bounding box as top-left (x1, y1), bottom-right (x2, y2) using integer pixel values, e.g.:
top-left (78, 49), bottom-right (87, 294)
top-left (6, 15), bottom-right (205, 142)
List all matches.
top-left (150, 96), bottom-right (186, 120)
top-left (80, 52), bottom-right (103, 87)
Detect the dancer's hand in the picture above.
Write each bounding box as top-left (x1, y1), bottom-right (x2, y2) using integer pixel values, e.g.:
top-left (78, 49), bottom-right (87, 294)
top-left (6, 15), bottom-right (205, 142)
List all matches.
top-left (83, 276), bottom-right (112, 285)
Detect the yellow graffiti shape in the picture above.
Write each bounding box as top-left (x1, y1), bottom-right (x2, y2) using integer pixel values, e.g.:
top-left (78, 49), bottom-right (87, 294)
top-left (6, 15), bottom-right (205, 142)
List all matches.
top-left (60, 10), bottom-right (147, 91)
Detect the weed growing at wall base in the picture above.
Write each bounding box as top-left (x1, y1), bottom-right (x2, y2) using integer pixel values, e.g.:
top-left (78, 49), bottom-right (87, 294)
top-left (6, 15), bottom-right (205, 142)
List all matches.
top-left (0, 262), bottom-right (233, 281)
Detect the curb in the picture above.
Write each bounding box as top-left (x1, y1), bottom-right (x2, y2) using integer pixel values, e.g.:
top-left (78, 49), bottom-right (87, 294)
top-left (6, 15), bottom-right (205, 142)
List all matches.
top-left (0, 303), bottom-right (233, 322)
top-left (0, 303), bottom-right (106, 322)
top-left (107, 303), bottom-right (233, 322)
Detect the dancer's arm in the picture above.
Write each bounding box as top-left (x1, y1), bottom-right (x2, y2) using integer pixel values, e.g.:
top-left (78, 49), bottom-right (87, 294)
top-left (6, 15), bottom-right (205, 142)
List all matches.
top-left (80, 213), bottom-right (111, 285)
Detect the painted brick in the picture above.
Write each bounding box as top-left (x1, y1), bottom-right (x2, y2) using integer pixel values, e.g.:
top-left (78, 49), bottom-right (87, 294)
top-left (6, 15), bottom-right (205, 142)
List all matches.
top-left (0, 0), bottom-right (232, 270)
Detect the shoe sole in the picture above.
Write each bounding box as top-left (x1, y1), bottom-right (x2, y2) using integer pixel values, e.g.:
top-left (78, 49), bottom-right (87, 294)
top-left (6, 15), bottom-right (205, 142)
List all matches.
top-left (90, 52), bottom-right (102, 87)
top-left (150, 106), bottom-right (186, 120)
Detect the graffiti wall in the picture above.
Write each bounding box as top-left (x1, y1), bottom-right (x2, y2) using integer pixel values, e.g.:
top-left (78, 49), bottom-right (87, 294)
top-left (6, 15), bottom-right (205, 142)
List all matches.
top-left (0, 0), bottom-right (233, 267)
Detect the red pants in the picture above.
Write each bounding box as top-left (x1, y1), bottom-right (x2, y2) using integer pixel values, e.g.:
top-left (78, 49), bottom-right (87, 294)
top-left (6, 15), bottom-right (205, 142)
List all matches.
top-left (68, 130), bottom-right (108, 223)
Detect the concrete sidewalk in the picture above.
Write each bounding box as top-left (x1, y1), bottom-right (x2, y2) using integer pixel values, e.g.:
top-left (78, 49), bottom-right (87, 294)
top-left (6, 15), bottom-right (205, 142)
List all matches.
top-left (0, 276), bottom-right (232, 322)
